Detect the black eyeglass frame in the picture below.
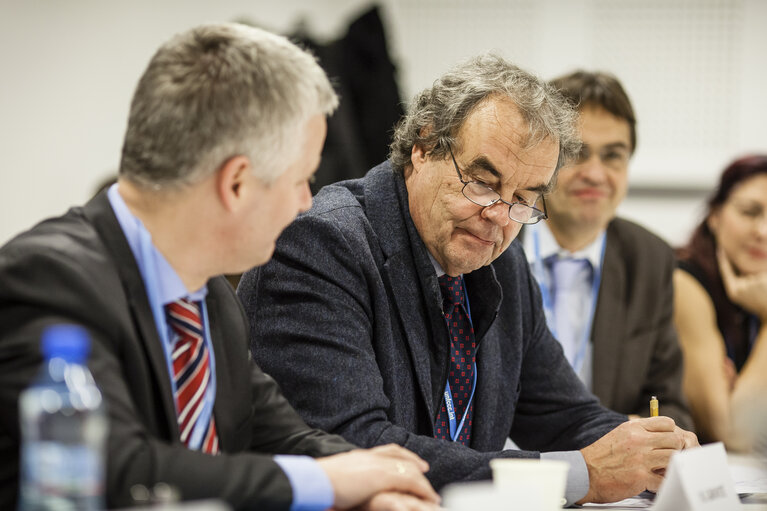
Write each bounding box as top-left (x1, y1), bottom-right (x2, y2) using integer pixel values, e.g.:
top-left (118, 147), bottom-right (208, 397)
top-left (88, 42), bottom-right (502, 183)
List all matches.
top-left (446, 142), bottom-right (548, 225)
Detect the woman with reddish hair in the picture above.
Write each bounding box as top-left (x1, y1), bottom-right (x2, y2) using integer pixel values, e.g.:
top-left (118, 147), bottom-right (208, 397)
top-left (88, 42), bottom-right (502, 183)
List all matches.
top-left (675, 155), bottom-right (767, 450)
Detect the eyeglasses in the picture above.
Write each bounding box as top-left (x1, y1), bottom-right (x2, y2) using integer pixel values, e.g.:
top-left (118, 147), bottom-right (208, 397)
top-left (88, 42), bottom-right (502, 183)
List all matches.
top-left (575, 144), bottom-right (631, 170)
top-left (447, 142), bottom-right (548, 225)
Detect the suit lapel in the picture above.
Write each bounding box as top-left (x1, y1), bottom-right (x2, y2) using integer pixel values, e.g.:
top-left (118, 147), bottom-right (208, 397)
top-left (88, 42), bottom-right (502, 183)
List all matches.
top-left (591, 223), bottom-right (626, 408)
top-left (204, 289), bottom-right (231, 449)
top-left (83, 192), bottom-right (179, 433)
top-left (364, 164), bottom-right (443, 424)
top-left (382, 254), bottom-right (441, 423)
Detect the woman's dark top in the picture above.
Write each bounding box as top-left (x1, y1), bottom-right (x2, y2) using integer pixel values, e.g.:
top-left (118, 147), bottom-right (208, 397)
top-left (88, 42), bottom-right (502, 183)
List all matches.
top-left (677, 259), bottom-right (760, 372)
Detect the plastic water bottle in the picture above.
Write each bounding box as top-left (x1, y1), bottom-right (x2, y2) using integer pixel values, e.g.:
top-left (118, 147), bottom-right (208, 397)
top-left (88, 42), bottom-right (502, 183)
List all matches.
top-left (18, 324), bottom-right (108, 510)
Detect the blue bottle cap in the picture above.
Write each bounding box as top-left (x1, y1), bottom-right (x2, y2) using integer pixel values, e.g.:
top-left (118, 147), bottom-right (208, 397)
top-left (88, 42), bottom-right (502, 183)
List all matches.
top-left (41, 324), bottom-right (91, 363)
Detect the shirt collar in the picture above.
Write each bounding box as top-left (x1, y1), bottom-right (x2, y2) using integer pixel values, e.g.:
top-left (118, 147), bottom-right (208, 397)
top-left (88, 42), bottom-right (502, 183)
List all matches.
top-left (428, 251), bottom-right (447, 278)
top-left (525, 221), bottom-right (605, 270)
top-left (107, 183), bottom-right (208, 305)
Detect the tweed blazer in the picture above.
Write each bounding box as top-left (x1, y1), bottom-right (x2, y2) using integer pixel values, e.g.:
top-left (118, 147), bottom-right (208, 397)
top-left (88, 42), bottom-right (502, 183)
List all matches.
top-left (522, 219), bottom-right (692, 429)
top-left (0, 192), bottom-right (353, 510)
top-left (240, 161), bottom-right (625, 490)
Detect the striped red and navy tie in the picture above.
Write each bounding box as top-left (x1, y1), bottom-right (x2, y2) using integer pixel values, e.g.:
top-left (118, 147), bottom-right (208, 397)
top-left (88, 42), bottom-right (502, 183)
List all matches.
top-left (165, 299), bottom-right (219, 454)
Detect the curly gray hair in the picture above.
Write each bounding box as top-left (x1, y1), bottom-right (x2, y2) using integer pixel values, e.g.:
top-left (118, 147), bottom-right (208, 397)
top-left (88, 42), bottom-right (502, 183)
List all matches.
top-left (389, 54), bottom-right (580, 174)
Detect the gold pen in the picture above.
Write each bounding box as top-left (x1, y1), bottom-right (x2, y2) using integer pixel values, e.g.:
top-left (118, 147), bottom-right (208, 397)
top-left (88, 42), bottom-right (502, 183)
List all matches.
top-left (650, 396), bottom-right (659, 417)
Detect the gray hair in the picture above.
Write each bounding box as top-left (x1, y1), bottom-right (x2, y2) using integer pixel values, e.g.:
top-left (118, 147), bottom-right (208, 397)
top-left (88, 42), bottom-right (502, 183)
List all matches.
top-left (120, 23), bottom-right (338, 188)
top-left (389, 54), bottom-right (580, 174)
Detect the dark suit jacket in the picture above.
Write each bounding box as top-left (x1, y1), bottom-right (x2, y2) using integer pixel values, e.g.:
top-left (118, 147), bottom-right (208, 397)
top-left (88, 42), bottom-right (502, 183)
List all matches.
top-left (521, 219), bottom-right (692, 429)
top-left (239, 162), bottom-right (626, 490)
top-left (591, 218), bottom-right (691, 428)
top-left (0, 192), bottom-right (353, 510)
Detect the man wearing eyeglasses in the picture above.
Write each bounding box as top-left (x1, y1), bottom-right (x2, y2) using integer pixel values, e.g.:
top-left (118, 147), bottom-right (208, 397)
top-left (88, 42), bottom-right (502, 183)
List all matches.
top-left (521, 71), bottom-right (692, 429)
top-left (238, 55), bottom-right (697, 506)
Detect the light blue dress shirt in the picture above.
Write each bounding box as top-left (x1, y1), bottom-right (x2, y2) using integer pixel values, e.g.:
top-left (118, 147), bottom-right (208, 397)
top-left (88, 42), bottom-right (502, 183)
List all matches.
top-left (523, 222), bottom-right (605, 390)
top-left (107, 184), bottom-right (333, 511)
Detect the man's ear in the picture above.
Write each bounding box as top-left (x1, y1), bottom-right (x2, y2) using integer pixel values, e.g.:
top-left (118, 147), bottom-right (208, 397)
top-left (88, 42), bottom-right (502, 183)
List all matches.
top-left (410, 123), bottom-right (437, 173)
top-left (410, 143), bottom-right (430, 173)
top-left (216, 155), bottom-right (252, 212)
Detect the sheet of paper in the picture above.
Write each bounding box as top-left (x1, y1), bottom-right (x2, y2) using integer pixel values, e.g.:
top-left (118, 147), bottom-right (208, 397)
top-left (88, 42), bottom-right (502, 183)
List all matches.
top-left (730, 454), bottom-right (767, 493)
top-left (580, 496), bottom-right (653, 509)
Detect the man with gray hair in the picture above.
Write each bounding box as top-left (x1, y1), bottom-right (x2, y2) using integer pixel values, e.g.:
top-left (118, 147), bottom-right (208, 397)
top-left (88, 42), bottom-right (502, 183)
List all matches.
top-left (0, 23), bottom-right (440, 511)
top-left (239, 54), bottom-right (698, 505)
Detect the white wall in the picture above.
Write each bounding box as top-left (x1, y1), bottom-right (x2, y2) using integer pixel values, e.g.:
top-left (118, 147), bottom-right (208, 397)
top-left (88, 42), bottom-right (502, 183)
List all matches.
top-left (0, 0), bottom-right (372, 245)
top-left (1, 0), bottom-right (766, 247)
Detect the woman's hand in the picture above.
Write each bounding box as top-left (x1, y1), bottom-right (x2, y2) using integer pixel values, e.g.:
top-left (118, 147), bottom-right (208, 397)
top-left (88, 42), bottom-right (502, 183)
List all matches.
top-left (718, 247), bottom-right (767, 320)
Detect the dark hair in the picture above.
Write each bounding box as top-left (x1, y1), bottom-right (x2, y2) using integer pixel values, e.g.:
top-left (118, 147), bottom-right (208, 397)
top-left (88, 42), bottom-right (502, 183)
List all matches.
top-left (549, 70), bottom-right (637, 153)
top-left (677, 155), bottom-right (767, 369)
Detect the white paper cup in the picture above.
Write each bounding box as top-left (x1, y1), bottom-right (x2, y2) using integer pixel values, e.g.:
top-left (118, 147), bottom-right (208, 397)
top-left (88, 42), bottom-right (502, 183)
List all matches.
top-left (489, 458), bottom-right (569, 511)
top-left (442, 481), bottom-right (507, 511)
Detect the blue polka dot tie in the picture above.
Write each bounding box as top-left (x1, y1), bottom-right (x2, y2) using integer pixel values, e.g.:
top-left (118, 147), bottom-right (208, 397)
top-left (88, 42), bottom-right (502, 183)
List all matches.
top-left (434, 275), bottom-right (476, 445)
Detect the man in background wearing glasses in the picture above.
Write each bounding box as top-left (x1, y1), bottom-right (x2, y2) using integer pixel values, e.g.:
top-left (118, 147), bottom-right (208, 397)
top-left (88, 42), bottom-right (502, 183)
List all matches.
top-left (238, 55), bottom-right (697, 506)
top-left (522, 71), bottom-right (692, 429)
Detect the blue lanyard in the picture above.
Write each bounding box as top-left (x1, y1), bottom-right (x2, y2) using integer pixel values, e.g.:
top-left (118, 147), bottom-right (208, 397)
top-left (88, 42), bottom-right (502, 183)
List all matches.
top-left (442, 275), bottom-right (478, 442)
top-left (531, 228), bottom-right (606, 374)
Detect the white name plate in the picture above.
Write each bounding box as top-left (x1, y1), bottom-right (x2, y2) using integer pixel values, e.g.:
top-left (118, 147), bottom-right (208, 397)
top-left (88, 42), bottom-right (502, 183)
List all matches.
top-left (653, 442), bottom-right (740, 511)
